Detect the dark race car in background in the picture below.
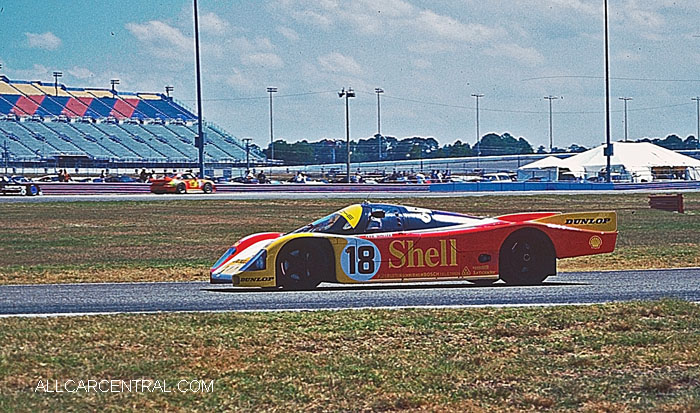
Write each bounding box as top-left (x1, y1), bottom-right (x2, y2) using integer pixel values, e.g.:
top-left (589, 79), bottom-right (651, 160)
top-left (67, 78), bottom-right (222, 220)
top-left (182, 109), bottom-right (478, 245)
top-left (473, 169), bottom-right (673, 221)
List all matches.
top-left (0, 176), bottom-right (41, 196)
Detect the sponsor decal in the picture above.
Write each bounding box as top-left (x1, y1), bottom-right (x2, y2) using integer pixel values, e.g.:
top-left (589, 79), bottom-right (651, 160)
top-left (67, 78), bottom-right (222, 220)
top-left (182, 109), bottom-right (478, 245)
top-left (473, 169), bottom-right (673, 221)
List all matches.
top-left (388, 239), bottom-right (458, 269)
top-left (342, 239), bottom-right (381, 281)
top-left (565, 217), bottom-right (612, 225)
top-left (338, 205), bottom-right (363, 229)
top-left (240, 276), bottom-right (274, 283)
top-left (589, 236), bottom-right (603, 249)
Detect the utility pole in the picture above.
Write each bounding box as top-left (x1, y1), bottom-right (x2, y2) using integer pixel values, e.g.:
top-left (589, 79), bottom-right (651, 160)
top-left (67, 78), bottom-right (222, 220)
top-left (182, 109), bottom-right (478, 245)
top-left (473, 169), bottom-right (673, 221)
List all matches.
top-left (375, 88), bottom-right (384, 160)
top-left (471, 93), bottom-right (484, 169)
top-left (692, 97), bottom-right (700, 149)
top-left (193, 0), bottom-right (205, 178)
top-left (243, 138), bottom-right (252, 171)
top-left (165, 85), bottom-right (174, 98)
top-left (604, 0), bottom-right (613, 183)
top-left (338, 87), bottom-right (355, 183)
top-left (267, 87), bottom-right (277, 161)
top-left (53, 71), bottom-right (62, 96)
top-left (544, 96), bottom-right (559, 151)
top-left (110, 79), bottom-right (119, 94)
top-left (619, 97), bottom-right (632, 142)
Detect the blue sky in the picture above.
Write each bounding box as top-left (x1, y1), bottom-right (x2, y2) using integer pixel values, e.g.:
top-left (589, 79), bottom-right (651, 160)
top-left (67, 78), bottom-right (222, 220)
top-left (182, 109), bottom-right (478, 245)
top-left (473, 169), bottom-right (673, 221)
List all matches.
top-left (1, 0), bottom-right (699, 150)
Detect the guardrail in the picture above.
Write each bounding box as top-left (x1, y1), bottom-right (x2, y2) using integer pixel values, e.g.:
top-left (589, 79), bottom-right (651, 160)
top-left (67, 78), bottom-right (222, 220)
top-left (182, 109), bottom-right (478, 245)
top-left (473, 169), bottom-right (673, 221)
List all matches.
top-left (34, 180), bottom-right (700, 195)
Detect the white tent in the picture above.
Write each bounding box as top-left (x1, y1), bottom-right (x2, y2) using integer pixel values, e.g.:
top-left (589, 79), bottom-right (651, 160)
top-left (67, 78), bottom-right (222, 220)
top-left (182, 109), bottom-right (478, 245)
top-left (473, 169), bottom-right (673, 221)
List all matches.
top-left (519, 142), bottom-right (700, 182)
top-left (517, 156), bottom-right (573, 181)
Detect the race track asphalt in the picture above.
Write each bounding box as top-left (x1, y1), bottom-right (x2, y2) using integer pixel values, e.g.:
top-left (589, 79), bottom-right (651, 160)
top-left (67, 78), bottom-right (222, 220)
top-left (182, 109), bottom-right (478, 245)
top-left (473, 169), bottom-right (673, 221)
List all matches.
top-left (1, 268), bottom-right (698, 317)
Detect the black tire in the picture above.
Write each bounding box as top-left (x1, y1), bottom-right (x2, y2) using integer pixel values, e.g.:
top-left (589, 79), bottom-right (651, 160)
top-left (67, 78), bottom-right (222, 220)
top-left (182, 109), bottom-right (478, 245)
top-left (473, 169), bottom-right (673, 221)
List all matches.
top-left (176, 183), bottom-right (187, 194)
top-left (499, 228), bottom-right (555, 285)
top-left (276, 239), bottom-right (333, 290)
top-left (471, 279), bottom-right (496, 286)
top-left (203, 183), bottom-right (213, 194)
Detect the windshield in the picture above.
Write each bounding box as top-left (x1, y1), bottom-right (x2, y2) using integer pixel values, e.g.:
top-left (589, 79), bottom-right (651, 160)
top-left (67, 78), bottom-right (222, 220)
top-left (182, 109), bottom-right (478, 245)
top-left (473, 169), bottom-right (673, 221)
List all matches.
top-left (291, 213), bottom-right (349, 234)
top-left (291, 204), bottom-right (365, 235)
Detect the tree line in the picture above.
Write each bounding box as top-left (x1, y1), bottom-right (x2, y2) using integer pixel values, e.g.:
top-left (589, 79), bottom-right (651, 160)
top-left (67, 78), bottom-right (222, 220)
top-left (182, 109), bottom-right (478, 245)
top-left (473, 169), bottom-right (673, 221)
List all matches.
top-left (261, 133), bottom-right (699, 165)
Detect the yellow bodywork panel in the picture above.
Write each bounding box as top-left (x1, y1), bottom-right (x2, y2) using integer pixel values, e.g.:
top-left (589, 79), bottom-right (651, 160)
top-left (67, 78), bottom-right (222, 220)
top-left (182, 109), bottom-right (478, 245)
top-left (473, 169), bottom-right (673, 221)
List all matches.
top-left (535, 211), bottom-right (617, 232)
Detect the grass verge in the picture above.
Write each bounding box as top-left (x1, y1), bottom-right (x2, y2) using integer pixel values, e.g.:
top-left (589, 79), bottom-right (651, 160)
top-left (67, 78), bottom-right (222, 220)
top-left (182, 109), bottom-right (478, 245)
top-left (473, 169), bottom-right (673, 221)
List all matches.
top-left (1, 193), bottom-right (698, 284)
top-left (0, 299), bottom-right (698, 412)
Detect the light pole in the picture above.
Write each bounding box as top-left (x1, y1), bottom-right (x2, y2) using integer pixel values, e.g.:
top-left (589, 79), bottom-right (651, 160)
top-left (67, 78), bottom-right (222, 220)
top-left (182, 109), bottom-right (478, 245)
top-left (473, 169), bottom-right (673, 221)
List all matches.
top-left (165, 85), bottom-right (174, 98)
top-left (53, 71), bottom-right (62, 96)
top-left (604, 0), bottom-right (612, 183)
top-left (243, 138), bottom-right (252, 171)
top-left (692, 97), bottom-right (700, 148)
top-left (267, 87), bottom-right (277, 161)
top-left (193, 0), bottom-right (205, 178)
top-left (471, 93), bottom-right (484, 169)
top-left (338, 87), bottom-right (355, 183)
top-left (110, 79), bottom-right (119, 94)
top-left (544, 96), bottom-right (559, 151)
top-left (375, 87), bottom-right (384, 160)
top-left (619, 97), bottom-right (632, 142)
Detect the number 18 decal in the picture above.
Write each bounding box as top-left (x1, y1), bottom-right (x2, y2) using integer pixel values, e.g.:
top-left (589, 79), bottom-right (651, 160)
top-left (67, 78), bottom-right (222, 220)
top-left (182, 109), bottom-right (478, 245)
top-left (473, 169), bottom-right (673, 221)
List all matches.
top-left (341, 239), bottom-right (381, 281)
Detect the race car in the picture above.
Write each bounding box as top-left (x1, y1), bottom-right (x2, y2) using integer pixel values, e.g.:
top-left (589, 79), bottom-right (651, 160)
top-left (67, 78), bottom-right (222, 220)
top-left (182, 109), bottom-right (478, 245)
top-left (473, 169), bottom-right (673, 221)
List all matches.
top-left (0, 176), bottom-right (41, 196)
top-left (149, 173), bottom-right (215, 194)
top-left (211, 202), bottom-right (617, 289)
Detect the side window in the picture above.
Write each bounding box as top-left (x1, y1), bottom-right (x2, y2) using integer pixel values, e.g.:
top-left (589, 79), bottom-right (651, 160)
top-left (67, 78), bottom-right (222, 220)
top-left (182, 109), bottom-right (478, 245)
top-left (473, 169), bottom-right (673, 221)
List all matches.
top-left (365, 207), bottom-right (403, 233)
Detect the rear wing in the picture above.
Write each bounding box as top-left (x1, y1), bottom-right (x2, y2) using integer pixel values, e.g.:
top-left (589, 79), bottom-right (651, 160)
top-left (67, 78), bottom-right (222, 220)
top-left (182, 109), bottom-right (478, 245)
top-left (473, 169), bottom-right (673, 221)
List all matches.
top-left (534, 211), bottom-right (617, 232)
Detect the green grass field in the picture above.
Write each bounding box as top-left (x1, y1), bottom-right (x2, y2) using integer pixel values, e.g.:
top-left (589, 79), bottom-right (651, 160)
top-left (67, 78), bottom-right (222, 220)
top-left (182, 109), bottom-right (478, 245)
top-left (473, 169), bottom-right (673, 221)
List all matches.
top-left (1, 194), bottom-right (699, 411)
top-left (1, 300), bottom-right (698, 412)
top-left (0, 193), bottom-right (698, 284)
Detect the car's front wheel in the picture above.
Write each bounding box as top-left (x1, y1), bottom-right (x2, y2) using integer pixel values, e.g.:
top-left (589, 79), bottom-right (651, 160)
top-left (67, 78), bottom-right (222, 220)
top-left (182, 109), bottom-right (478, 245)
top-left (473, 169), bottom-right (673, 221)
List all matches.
top-left (276, 239), bottom-right (333, 290)
top-left (499, 229), bottom-right (555, 285)
top-left (203, 183), bottom-right (213, 194)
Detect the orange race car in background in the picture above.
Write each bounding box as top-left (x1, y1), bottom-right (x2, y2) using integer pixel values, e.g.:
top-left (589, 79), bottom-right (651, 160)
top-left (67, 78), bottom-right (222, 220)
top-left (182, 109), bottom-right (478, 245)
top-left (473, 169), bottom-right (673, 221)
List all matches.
top-left (150, 172), bottom-right (215, 194)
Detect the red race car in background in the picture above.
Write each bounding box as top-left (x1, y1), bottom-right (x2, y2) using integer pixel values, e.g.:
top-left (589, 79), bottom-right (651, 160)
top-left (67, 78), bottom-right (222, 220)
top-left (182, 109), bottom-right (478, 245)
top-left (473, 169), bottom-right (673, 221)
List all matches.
top-left (150, 172), bottom-right (215, 194)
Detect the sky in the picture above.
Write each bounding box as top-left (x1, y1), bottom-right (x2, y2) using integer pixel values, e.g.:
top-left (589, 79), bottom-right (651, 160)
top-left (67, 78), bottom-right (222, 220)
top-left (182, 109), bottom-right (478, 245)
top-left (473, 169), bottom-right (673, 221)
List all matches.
top-left (1, 0), bottom-right (700, 151)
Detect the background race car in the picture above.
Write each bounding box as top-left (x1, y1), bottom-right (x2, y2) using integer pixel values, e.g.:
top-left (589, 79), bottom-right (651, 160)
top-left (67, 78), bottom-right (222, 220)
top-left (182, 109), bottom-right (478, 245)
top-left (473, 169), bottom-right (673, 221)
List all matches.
top-left (150, 173), bottom-right (215, 194)
top-left (211, 202), bottom-right (617, 289)
top-left (0, 176), bottom-right (41, 196)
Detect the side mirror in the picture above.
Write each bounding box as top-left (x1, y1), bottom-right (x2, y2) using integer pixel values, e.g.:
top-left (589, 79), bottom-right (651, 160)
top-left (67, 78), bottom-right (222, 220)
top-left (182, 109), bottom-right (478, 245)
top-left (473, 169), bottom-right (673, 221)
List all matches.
top-left (370, 210), bottom-right (386, 219)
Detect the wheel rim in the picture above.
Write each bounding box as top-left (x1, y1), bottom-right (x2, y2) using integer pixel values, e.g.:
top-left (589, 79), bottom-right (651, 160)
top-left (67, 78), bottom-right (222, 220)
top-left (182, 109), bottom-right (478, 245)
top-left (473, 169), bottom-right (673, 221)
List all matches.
top-left (279, 248), bottom-right (312, 286)
top-left (509, 239), bottom-right (540, 275)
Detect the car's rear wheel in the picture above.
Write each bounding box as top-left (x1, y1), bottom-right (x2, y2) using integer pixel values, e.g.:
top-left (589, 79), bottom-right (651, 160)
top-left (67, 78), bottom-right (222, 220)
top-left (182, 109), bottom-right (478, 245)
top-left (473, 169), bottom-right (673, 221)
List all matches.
top-left (28, 185), bottom-right (39, 196)
top-left (176, 183), bottom-right (187, 194)
top-left (203, 182), bottom-right (213, 194)
top-left (499, 228), bottom-right (555, 285)
top-left (276, 239), bottom-right (333, 290)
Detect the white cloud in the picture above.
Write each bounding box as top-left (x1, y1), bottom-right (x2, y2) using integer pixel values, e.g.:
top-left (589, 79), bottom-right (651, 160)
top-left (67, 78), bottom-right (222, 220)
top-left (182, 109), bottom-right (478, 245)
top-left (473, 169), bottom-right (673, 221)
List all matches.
top-left (413, 59), bottom-right (432, 69)
top-left (407, 41), bottom-right (457, 54)
top-left (241, 53), bottom-right (284, 68)
top-left (277, 26), bottom-right (300, 41)
top-left (415, 10), bottom-right (501, 43)
top-left (125, 20), bottom-right (190, 58)
top-left (25, 32), bottom-right (62, 50)
top-left (67, 66), bottom-right (95, 79)
top-left (317, 52), bottom-right (363, 75)
top-left (483, 43), bottom-right (545, 67)
top-left (200, 12), bottom-right (230, 36)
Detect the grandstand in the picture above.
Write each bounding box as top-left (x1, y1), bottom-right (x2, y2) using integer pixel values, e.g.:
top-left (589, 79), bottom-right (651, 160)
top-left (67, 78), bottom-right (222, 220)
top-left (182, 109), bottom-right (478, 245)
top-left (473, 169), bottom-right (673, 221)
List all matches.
top-left (0, 76), bottom-right (264, 174)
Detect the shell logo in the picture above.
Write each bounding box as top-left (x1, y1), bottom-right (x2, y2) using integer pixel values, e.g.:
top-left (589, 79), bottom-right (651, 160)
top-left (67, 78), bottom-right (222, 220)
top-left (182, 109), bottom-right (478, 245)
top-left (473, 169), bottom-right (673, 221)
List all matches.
top-left (589, 235), bottom-right (603, 249)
